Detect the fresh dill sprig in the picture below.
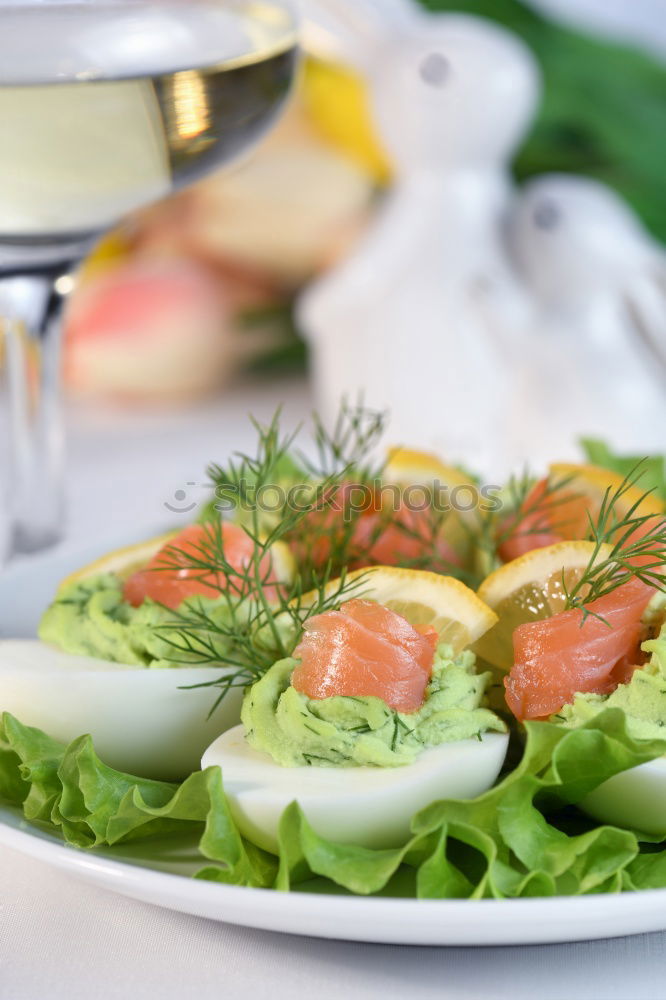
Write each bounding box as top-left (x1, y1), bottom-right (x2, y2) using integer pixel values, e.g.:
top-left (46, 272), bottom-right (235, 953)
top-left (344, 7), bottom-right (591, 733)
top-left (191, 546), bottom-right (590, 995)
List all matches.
top-left (206, 400), bottom-right (388, 585)
top-left (171, 571), bottom-right (368, 712)
top-left (562, 461), bottom-right (666, 622)
top-left (150, 404), bottom-right (382, 713)
top-left (300, 398), bottom-right (386, 480)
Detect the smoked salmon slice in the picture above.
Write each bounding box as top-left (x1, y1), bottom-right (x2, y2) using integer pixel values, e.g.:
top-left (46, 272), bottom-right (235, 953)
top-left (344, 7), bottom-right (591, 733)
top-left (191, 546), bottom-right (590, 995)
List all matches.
top-left (289, 481), bottom-right (461, 573)
top-left (291, 598), bottom-right (438, 713)
top-left (123, 522), bottom-right (277, 610)
top-left (499, 470), bottom-right (664, 563)
top-left (351, 503), bottom-right (462, 572)
top-left (498, 478), bottom-right (582, 563)
top-left (504, 577), bottom-right (654, 720)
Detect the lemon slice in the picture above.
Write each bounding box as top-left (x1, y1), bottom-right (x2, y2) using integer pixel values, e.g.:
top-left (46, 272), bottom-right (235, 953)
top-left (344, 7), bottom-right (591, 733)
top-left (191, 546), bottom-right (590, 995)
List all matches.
top-left (59, 531), bottom-right (179, 591)
top-left (474, 540), bottom-right (613, 671)
top-left (305, 566), bottom-right (498, 654)
top-left (384, 447), bottom-right (472, 490)
top-left (384, 446), bottom-right (478, 559)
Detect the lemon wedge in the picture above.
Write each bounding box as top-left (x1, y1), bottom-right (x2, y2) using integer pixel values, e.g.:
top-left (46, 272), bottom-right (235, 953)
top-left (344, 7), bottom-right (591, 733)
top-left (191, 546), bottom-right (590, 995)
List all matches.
top-left (305, 565), bottom-right (497, 654)
top-left (58, 531), bottom-right (179, 591)
top-left (474, 540), bottom-right (613, 671)
top-left (385, 446), bottom-right (480, 566)
top-left (384, 447), bottom-right (472, 490)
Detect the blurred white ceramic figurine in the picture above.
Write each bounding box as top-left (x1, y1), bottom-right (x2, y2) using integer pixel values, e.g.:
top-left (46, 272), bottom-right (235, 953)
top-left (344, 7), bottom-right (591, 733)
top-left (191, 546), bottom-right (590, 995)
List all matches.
top-left (507, 174), bottom-right (666, 460)
top-left (300, 0), bottom-right (666, 474)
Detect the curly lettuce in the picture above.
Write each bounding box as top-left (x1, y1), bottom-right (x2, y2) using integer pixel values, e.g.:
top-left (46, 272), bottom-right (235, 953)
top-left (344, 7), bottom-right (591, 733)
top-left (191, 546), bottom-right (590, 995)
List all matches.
top-left (1, 709), bottom-right (664, 897)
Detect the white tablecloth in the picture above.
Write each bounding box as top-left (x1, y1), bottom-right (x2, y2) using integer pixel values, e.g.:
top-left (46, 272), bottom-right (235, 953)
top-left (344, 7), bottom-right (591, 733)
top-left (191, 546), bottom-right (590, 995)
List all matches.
top-left (1, 374), bottom-right (665, 999)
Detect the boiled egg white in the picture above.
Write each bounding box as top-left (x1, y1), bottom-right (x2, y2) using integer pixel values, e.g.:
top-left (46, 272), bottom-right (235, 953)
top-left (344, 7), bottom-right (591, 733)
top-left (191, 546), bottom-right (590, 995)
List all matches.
top-left (580, 757), bottom-right (666, 838)
top-left (202, 725), bottom-right (509, 853)
top-left (0, 640), bottom-right (242, 781)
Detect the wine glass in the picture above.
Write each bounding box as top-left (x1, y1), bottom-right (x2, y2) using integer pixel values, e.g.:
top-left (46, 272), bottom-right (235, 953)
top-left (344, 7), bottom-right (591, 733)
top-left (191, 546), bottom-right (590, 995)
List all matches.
top-left (0, 0), bottom-right (298, 556)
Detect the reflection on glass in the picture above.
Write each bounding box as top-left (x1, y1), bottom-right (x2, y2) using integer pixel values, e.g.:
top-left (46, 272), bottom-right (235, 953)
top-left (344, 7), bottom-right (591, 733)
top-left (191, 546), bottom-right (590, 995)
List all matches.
top-left (0, 0), bottom-right (298, 555)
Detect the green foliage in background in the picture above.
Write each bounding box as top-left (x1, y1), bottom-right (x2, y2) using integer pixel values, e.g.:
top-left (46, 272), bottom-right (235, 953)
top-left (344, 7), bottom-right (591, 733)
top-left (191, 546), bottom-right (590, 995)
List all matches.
top-left (420, 0), bottom-right (666, 242)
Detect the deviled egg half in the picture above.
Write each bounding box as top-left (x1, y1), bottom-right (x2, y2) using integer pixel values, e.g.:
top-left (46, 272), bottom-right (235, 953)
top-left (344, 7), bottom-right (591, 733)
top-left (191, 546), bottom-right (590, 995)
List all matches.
top-left (0, 640), bottom-right (241, 781)
top-left (203, 568), bottom-right (509, 852)
top-left (0, 523), bottom-right (294, 780)
top-left (557, 616), bottom-right (666, 837)
top-left (477, 541), bottom-right (666, 840)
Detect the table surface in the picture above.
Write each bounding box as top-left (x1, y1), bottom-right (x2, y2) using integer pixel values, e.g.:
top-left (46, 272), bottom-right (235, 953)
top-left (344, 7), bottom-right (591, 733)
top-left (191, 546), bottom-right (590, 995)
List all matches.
top-left (1, 374), bottom-right (665, 999)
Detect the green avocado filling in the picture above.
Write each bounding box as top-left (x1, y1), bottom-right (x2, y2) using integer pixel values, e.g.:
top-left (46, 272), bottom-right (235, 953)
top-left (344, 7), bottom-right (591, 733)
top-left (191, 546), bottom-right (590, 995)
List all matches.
top-left (37, 573), bottom-right (236, 668)
top-left (553, 621), bottom-right (666, 742)
top-left (241, 644), bottom-right (505, 768)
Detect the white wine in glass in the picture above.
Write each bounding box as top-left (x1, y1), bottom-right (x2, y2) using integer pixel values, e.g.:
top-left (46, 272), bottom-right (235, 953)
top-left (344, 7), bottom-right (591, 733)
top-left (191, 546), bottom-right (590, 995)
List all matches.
top-left (0, 0), bottom-right (298, 555)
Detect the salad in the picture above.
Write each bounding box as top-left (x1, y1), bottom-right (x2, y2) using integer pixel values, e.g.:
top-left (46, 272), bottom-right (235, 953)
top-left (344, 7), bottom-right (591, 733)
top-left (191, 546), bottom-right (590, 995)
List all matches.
top-left (0, 408), bottom-right (665, 899)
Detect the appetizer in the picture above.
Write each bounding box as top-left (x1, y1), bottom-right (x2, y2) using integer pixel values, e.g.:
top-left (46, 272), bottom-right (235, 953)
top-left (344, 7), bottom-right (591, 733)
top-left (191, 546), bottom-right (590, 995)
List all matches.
top-left (39, 522), bottom-right (294, 664)
top-left (202, 568), bottom-right (508, 851)
top-left (286, 447), bottom-right (476, 576)
top-left (560, 617), bottom-right (666, 836)
top-left (0, 641), bottom-right (232, 781)
top-left (0, 521), bottom-right (294, 779)
top-left (1, 412), bottom-right (664, 900)
top-left (484, 462), bottom-right (663, 570)
top-left (477, 479), bottom-right (666, 838)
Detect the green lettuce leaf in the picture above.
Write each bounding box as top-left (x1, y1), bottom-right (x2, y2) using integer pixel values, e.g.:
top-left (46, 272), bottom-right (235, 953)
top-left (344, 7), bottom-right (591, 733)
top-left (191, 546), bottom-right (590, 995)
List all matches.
top-left (1, 709), bottom-right (664, 898)
top-left (624, 851), bottom-right (666, 891)
top-left (0, 712), bottom-right (276, 887)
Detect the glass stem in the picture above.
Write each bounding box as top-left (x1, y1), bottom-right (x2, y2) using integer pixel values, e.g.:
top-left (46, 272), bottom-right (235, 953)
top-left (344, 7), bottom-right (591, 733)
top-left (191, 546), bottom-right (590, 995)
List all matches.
top-left (0, 263), bottom-right (78, 555)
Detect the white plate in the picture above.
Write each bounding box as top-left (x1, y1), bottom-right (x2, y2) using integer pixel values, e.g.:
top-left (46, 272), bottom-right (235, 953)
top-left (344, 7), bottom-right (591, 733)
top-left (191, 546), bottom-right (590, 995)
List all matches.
top-left (1, 803), bottom-right (666, 946)
top-left (1, 539), bottom-right (666, 946)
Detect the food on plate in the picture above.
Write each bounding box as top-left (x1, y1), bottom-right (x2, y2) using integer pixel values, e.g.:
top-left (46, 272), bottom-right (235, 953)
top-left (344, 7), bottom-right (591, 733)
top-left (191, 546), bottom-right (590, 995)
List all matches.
top-left (580, 756), bottom-right (666, 838)
top-left (1, 413), bottom-right (665, 897)
top-left (39, 522), bottom-right (295, 663)
top-left (505, 577), bottom-right (655, 721)
top-left (476, 475), bottom-right (666, 837)
top-left (360, 447), bottom-right (479, 571)
top-left (555, 616), bottom-right (666, 836)
top-left (494, 462), bottom-right (664, 564)
top-left (59, 530), bottom-right (179, 587)
top-left (2, 705), bottom-right (664, 896)
top-left (283, 447), bottom-right (478, 578)
top-left (477, 536), bottom-right (660, 716)
top-left (122, 522), bottom-right (292, 609)
top-left (557, 617), bottom-right (666, 743)
top-left (474, 540), bottom-right (609, 672)
top-left (203, 722), bottom-right (508, 854)
top-left (22, 522), bottom-right (293, 777)
top-left (0, 640), bottom-right (239, 780)
top-left (290, 598), bottom-right (438, 712)
top-left (202, 567), bottom-right (508, 851)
